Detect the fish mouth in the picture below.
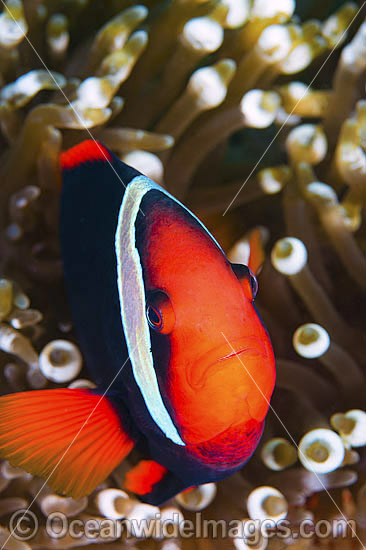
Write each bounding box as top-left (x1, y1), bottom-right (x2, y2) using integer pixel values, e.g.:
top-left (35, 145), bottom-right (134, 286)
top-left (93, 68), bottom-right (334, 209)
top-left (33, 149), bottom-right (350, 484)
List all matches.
top-left (187, 338), bottom-right (270, 390)
top-left (218, 347), bottom-right (254, 361)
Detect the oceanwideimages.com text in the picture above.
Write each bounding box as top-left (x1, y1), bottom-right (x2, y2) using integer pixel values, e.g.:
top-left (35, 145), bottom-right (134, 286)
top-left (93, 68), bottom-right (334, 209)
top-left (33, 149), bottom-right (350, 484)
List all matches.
top-left (9, 509), bottom-right (357, 544)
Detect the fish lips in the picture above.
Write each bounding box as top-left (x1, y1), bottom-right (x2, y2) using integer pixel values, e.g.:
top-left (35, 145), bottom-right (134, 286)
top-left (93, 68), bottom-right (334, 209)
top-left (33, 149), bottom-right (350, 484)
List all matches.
top-left (187, 337), bottom-right (272, 391)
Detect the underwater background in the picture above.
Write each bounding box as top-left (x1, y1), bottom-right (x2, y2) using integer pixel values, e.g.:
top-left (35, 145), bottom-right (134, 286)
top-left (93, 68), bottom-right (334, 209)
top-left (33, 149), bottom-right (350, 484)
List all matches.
top-left (0, 0), bottom-right (365, 548)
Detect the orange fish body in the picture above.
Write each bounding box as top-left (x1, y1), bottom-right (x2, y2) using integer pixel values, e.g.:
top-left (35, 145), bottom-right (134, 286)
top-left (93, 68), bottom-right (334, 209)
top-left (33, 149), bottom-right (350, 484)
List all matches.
top-left (0, 141), bottom-right (275, 504)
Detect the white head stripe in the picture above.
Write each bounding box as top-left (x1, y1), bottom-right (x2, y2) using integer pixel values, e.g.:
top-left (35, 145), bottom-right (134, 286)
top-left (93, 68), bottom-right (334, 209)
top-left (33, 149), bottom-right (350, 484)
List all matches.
top-left (115, 175), bottom-right (223, 446)
top-left (115, 176), bottom-right (183, 445)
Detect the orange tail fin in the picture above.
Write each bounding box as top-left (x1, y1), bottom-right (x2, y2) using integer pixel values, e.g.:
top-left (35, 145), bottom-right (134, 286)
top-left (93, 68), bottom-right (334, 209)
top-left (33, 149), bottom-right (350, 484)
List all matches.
top-left (0, 389), bottom-right (134, 500)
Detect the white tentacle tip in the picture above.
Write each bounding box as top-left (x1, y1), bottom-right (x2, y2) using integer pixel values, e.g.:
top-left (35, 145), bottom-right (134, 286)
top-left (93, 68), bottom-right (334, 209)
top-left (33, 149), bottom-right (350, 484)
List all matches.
top-left (257, 25), bottom-right (293, 62)
top-left (39, 339), bottom-right (83, 383)
top-left (331, 410), bottom-right (366, 448)
top-left (293, 323), bottom-right (330, 359)
top-left (188, 59), bottom-right (236, 109)
top-left (298, 428), bottom-right (345, 473)
top-left (241, 90), bottom-right (280, 128)
top-left (95, 488), bottom-right (132, 520)
top-left (306, 182), bottom-right (338, 206)
top-left (182, 17), bottom-right (224, 53)
top-left (122, 151), bottom-right (164, 184)
top-left (286, 124), bottom-right (327, 164)
top-left (261, 438), bottom-right (298, 471)
top-left (251, 0), bottom-right (295, 19)
top-left (271, 237), bottom-right (307, 275)
top-left (176, 483), bottom-right (217, 511)
top-left (221, 0), bottom-right (250, 29)
top-left (247, 486), bottom-right (288, 526)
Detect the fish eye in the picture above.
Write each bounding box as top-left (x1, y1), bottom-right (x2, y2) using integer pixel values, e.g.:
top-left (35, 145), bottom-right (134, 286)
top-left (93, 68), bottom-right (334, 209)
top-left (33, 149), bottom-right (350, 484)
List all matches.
top-left (231, 263), bottom-right (258, 301)
top-left (146, 291), bottom-right (175, 334)
top-left (146, 305), bottom-right (162, 329)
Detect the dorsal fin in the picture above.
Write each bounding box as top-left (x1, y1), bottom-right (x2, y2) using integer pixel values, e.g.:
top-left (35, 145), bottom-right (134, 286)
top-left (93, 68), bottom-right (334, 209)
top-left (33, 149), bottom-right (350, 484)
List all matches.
top-left (60, 139), bottom-right (141, 185)
top-left (60, 140), bottom-right (112, 170)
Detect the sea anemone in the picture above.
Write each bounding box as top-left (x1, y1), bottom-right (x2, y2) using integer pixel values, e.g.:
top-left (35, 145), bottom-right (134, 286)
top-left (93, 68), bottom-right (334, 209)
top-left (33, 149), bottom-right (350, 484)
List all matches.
top-left (0, 0), bottom-right (365, 549)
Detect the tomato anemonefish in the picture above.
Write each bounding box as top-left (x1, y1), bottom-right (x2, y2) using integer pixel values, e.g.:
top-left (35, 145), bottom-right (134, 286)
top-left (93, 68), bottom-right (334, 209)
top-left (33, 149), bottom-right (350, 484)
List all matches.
top-left (0, 140), bottom-right (275, 505)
